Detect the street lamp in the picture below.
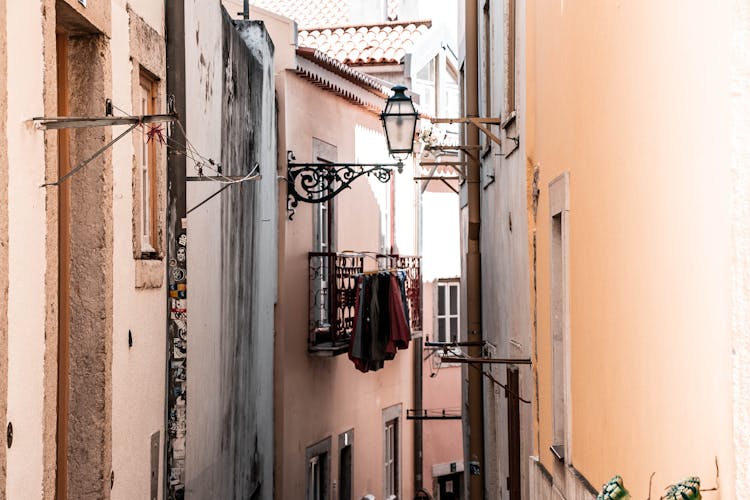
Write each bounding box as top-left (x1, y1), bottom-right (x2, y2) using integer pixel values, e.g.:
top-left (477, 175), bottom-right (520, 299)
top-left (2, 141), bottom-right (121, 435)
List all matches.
top-left (286, 85), bottom-right (419, 220)
top-left (381, 85), bottom-right (419, 160)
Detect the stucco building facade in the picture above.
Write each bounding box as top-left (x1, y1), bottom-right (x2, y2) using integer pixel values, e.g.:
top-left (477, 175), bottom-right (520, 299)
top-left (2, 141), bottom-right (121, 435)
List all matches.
top-left (457, 0), bottom-right (750, 499)
top-left (0, 1), bottom-right (278, 498)
top-left (1, 1), bottom-right (169, 498)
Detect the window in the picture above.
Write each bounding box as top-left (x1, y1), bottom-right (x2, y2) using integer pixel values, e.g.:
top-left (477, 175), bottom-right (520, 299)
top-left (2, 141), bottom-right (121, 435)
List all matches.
top-left (505, 0), bottom-right (517, 116)
top-left (311, 139), bottom-right (337, 331)
top-left (384, 419), bottom-right (398, 498)
top-left (414, 57), bottom-right (437, 117)
top-left (306, 437), bottom-right (331, 500)
top-left (382, 404), bottom-right (401, 499)
top-left (440, 61), bottom-right (460, 140)
top-left (313, 199), bottom-right (332, 328)
top-left (338, 430), bottom-right (354, 500)
top-left (136, 69), bottom-right (158, 257)
top-left (549, 173), bottom-right (570, 463)
top-left (436, 280), bottom-right (460, 343)
top-left (483, 0), bottom-right (492, 119)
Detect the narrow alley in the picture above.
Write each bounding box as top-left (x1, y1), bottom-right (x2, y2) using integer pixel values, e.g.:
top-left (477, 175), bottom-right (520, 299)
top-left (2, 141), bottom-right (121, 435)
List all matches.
top-left (0, 1), bottom-right (748, 499)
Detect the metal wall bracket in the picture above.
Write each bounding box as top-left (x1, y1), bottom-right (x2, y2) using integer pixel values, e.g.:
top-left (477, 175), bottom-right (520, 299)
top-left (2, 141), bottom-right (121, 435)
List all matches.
top-left (430, 117), bottom-right (519, 153)
top-left (32, 113), bottom-right (177, 130)
top-left (406, 409), bottom-right (462, 420)
top-left (286, 150), bottom-right (403, 220)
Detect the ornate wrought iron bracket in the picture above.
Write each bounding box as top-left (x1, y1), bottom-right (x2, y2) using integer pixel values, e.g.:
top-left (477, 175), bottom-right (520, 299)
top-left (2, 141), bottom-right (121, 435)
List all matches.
top-left (286, 150), bottom-right (403, 220)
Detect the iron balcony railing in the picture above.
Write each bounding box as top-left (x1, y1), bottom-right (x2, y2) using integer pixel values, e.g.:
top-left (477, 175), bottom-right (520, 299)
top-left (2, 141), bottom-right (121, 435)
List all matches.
top-left (308, 252), bottom-right (422, 356)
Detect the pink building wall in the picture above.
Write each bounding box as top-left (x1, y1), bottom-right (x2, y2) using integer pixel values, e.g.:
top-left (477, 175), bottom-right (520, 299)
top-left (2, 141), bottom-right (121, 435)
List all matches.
top-left (269, 11), bottom-right (418, 496)
top-left (421, 280), bottom-right (463, 498)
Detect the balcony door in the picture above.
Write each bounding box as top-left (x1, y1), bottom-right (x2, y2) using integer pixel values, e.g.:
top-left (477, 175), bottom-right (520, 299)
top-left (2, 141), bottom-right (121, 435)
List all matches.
top-left (312, 139), bottom-right (337, 332)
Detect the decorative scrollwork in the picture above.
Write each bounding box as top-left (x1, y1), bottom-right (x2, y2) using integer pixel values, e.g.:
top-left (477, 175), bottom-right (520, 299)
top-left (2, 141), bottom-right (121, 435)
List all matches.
top-left (287, 150), bottom-right (403, 219)
top-left (308, 252), bottom-right (422, 354)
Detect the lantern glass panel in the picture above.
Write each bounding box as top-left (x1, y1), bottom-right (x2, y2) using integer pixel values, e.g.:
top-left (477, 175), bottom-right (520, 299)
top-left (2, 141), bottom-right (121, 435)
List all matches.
top-left (383, 100), bottom-right (416, 153)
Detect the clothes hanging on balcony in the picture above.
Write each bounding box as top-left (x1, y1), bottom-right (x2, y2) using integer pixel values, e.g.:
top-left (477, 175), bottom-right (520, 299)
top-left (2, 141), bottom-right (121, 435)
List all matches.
top-left (348, 270), bottom-right (411, 373)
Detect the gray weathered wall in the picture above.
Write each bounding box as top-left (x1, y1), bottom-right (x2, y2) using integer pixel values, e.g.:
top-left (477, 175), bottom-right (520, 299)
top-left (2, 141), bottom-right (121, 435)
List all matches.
top-left (217, 14), bottom-right (276, 500)
top-left (184, 8), bottom-right (276, 499)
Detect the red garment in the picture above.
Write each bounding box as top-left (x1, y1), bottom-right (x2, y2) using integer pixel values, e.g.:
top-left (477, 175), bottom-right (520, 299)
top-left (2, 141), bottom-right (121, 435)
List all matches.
top-left (386, 273), bottom-right (410, 356)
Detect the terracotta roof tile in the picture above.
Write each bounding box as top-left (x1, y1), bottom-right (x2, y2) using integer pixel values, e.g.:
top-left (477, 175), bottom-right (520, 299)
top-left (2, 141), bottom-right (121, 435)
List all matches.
top-left (294, 47), bottom-right (391, 114)
top-left (299, 19), bottom-right (432, 65)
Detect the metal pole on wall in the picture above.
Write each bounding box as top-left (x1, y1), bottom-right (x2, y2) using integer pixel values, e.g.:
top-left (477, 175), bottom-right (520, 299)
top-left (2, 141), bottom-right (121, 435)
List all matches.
top-left (165, 0), bottom-right (187, 498)
top-left (465, 0), bottom-right (485, 498)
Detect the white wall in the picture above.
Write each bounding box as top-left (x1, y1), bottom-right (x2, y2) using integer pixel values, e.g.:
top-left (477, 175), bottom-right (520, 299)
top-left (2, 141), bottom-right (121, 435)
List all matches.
top-left (110, 2), bottom-right (167, 499)
top-left (184, 0), bottom-right (225, 493)
top-left (5, 1), bottom-right (46, 496)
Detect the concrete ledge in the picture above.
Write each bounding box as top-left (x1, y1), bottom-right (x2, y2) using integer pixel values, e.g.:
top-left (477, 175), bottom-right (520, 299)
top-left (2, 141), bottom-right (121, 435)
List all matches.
top-left (135, 259), bottom-right (164, 289)
top-left (529, 456), bottom-right (597, 500)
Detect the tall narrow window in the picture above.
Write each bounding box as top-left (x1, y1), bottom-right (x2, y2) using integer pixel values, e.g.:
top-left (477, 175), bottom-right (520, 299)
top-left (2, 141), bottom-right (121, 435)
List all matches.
top-left (483, 0), bottom-right (492, 119)
top-left (311, 139), bottom-right (337, 335)
top-left (549, 173), bottom-right (569, 462)
top-left (338, 430), bottom-right (354, 500)
top-left (382, 404), bottom-right (401, 499)
top-left (137, 70), bottom-right (158, 256)
top-left (415, 57), bottom-right (436, 117)
top-left (384, 419), bottom-right (398, 498)
top-left (306, 437), bottom-right (331, 500)
top-left (505, 0), bottom-right (516, 115)
top-left (436, 280), bottom-right (460, 343)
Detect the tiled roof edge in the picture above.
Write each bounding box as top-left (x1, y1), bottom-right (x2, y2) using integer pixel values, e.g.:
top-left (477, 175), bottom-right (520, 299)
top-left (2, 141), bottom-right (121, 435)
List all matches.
top-left (299, 18), bottom-right (432, 32)
top-left (296, 47), bottom-right (390, 98)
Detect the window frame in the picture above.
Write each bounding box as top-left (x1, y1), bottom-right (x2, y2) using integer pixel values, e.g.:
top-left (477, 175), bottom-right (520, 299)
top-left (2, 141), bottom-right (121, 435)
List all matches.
top-left (382, 404), bottom-right (401, 499)
top-left (306, 436), bottom-right (332, 500)
top-left (311, 139), bottom-right (338, 331)
top-left (435, 279), bottom-right (460, 344)
top-left (134, 68), bottom-right (160, 259)
top-left (338, 429), bottom-right (354, 500)
top-left (504, 0), bottom-right (517, 118)
top-left (548, 172), bottom-right (571, 464)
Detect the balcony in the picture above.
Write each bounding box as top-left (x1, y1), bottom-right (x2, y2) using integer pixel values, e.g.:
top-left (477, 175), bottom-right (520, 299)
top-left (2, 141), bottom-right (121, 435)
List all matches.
top-left (308, 252), bottom-right (422, 356)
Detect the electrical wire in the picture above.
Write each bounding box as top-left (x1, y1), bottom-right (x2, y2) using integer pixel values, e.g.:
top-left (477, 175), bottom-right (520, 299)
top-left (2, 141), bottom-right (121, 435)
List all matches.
top-left (186, 163), bottom-right (260, 215)
top-left (112, 101), bottom-right (253, 185)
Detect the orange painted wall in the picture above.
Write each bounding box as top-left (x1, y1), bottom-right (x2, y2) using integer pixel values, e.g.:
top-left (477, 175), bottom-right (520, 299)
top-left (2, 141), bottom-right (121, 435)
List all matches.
top-left (527, 1), bottom-right (735, 497)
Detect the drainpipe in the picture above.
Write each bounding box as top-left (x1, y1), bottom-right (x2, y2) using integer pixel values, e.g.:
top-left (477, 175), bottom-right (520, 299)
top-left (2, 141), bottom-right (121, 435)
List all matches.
top-left (415, 173), bottom-right (425, 493)
top-left (465, 0), bottom-right (484, 498)
top-left (414, 335), bottom-right (424, 492)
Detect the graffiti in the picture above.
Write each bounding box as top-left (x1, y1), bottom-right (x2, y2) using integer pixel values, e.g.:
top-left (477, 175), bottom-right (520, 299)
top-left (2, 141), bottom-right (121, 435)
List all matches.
top-left (172, 267), bottom-right (186, 282)
top-left (167, 230), bottom-right (188, 499)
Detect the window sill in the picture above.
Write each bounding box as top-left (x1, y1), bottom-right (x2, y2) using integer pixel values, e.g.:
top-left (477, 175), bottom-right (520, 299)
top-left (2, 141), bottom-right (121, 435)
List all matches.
top-left (501, 111), bottom-right (516, 130)
top-left (550, 444), bottom-right (565, 463)
top-left (135, 258), bottom-right (164, 289)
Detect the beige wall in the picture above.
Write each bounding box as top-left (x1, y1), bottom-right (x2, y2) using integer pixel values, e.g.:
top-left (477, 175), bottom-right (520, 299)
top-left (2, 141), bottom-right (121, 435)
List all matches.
top-left (110, 2), bottom-right (167, 499)
top-left (2, 1), bottom-right (166, 497)
top-left (6, 0), bottom-right (47, 497)
top-left (528, 1), bottom-right (736, 497)
top-left (0, 0), bottom-right (7, 495)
